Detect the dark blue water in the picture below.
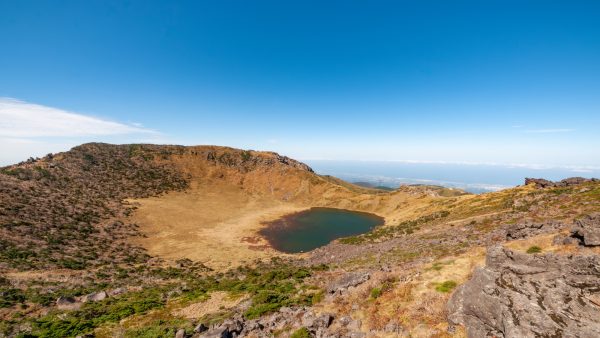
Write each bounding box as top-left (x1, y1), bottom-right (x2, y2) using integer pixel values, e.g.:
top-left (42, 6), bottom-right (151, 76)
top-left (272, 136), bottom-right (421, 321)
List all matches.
top-left (260, 207), bottom-right (384, 253)
top-left (305, 160), bottom-right (600, 193)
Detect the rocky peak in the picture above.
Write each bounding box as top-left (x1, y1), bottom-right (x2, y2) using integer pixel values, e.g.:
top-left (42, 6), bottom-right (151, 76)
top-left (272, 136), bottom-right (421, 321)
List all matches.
top-left (525, 177), bottom-right (598, 188)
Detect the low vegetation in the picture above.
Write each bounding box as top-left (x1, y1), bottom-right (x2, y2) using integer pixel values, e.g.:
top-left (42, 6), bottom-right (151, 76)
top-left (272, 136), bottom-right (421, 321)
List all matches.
top-left (340, 211), bottom-right (450, 244)
top-left (290, 327), bottom-right (311, 338)
top-left (435, 280), bottom-right (458, 293)
top-left (1, 260), bottom-right (322, 337)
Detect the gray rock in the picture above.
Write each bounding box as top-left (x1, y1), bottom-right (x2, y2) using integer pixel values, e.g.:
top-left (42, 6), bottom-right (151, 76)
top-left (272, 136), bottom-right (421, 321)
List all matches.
top-left (301, 311), bottom-right (316, 328)
top-left (347, 319), bottom-right (362, 331)
top-left (81, 290), bottom-right (107, 303)
top-left (175, 328), bottom-right (185, 338)
top-left (199, 327), bottom-right (229, 338)
top-left (448, 245), bottom-right (600, 338)
top-left (383, 320), bottom-right (404, 334)
top-left (327, 272), bottom-right (370, 294)
top-left (107, 287), bottom-right (126, 296)
top-left (504, 221), bottom-right (564, 240)
top-left (199, 318), bottom-right (243, 338)
top-left (347, 332), bottom-right (366, 338)
top-left (313, 313), bottom-right (333, 329)
top-left (338, 316), bottom-right (352, 326)
top-left (56, 296), bottom-right (81, 310)
top-left (572, 213), bottom-right (600, 246)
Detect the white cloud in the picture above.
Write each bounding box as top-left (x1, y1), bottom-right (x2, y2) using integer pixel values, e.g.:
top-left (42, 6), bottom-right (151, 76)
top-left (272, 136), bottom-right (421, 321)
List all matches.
top-left (303, 158), bottom-right (600, 171)
top-left (0, 97), bottom-right (155, 137)
top-left (524, 128), bottom-right (575, 134)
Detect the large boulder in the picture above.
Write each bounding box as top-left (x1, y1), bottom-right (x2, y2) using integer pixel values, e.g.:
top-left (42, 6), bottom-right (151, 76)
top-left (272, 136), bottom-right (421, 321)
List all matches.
top-left (56, 296), bottom-right (81, 310)
top-left (572, 213), bottom-right (600, 246)
top-left (327, 272), bottom-right (370, 294)
top-left (81, 290), bottom-right (107, 303)
top-left (448, 246), bottom-right (600, 338)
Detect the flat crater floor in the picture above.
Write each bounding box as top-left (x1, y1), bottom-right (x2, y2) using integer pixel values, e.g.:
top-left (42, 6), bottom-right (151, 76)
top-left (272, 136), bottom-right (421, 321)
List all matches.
top-left (128, 183), bottom-right (306, 269)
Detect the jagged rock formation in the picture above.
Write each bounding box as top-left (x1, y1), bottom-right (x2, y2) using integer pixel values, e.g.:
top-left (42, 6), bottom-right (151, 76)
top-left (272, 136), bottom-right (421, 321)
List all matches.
top-left (447, 245), bottom-right (600, 338)
top-left (572, 213), bottom-right (600, 246)
top-left (503, 220), bottom-right (566, 240)
top-left (525, 177), bottom-right (598, 189)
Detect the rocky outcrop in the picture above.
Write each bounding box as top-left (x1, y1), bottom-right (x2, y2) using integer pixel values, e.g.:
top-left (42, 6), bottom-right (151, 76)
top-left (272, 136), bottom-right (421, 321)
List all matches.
top-left (192, 307), bottom-right (365, 338)
top-left (447, 246), bottom-right (600, 338)
top-left (572, 213), bottom-right (600, 246)
top-left (80, 290), bottom-right (107, 303)
top-left (525, 177), bottom-right (598, 189)
top-left (327, 272), bottom-right (370, 294)
top-left (503, 220), bottom-right (565, 240)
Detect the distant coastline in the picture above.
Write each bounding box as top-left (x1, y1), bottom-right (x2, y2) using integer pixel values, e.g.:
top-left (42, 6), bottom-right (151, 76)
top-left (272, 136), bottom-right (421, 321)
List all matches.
top-left (305, 160), bottom-right (600, 194)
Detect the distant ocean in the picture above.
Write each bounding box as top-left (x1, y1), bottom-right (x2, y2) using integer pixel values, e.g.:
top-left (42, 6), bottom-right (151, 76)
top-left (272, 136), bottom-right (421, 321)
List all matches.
top-left (304, 160), bottom-right (600, 194)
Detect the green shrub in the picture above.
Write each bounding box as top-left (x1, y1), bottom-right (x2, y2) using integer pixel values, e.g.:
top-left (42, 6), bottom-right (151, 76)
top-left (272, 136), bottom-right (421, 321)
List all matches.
top-left (241, 150), bottom-right (252, 162)
top-left (291, 327), bottom-right (311, 338)
top-left (435, 280), bottom-right (457, 293)
top-left (0, 288), bottom-right (26, 308)
top-left (31, 288), bottom-right (165, 337)
top-left (526, 246), bottom-right (542, 254)
top-left (370, 287), bottom-right (382, 299)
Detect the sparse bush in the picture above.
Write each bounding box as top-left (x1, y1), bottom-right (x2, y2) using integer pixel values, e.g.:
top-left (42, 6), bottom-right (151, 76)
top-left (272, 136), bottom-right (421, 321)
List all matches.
top-left (370, 287), bottom-right (382, 299)
top-left (527, 246), bottom-right (542, 254)
top-left (241, 150), bottom-right (252, 162)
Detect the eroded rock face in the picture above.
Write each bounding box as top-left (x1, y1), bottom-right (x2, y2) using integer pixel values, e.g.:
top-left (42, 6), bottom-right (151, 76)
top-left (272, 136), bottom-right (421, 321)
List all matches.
top-left (572, 213), bottom-right (600, 246)
top-left (504, 220), bottom-right (565, 240)
top-left (447, 246), bottom-right (600, 338)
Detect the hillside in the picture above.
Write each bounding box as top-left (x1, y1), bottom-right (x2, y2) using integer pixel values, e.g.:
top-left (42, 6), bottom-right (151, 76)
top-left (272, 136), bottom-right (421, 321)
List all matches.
top-left (1, 143), bottom-right (599, 338)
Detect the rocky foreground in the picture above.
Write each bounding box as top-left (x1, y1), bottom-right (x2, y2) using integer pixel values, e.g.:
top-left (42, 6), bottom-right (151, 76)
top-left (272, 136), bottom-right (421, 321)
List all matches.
top-left (448, 214), bottom-right (600, 338)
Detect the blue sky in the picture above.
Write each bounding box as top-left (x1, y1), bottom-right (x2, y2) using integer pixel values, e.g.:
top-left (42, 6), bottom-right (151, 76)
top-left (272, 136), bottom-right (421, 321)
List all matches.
top-left (1, 1), bottom-right (599, 167)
